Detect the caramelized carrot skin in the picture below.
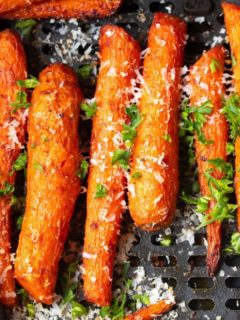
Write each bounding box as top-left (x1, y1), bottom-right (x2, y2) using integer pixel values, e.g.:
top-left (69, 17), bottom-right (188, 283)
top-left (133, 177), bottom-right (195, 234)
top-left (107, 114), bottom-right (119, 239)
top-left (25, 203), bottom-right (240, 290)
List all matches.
top-left (128, 13), bottom-right (186, 231)
top-left (124, 300), bottom-right (174, 320)
top-left (189, 46), bottom-right (227, 276)
top-left (83, 26), bottom-right (141, 307)
top-left (223, 3), bottom-right (240, 232)
top-left (0, 0), bottom-right (42, 14)
top-left (14, 64), bottom-right (82, 304)
top-left (0, 30), bottom-right (27, 307)
top-left (1, 0), bottom-right (122, 19)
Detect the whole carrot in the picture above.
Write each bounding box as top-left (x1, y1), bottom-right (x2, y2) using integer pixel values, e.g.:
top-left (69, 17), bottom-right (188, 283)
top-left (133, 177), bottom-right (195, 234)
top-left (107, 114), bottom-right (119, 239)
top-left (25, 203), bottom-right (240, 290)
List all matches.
top-left (83, 25), bottom-right (141, 306)
top-left (0, 29), bottom-right (27, 307)
top-left (1, 0), bottom-right (122, 19)
top-left (222, 2), bottom-right (240, 232)
top-left (189, 46), bottom-right (228, 275)
top-left (124, 300), bottom-right (174, 320)
top-left (128, 12), bottom-right (186, 231)
top-left (14, 64), bottom-right (82, 304)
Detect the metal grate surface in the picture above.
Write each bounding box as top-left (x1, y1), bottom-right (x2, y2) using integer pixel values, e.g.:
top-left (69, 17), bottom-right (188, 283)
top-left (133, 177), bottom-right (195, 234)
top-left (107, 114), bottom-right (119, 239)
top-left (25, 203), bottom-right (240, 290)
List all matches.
top-left (1, 0), bottom-right (240, 319)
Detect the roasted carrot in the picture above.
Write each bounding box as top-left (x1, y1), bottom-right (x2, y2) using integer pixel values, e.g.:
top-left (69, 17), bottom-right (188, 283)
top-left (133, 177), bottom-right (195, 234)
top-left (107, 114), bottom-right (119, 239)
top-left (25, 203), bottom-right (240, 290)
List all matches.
top-left (83, 26), bottom-right (141, 306)
top-left (189, 46), bottom-right (227, 276)
top-left (124, 300), bottom-right (174, 320)
top-left (14, 64), bottom-right (82, 304)
top-left (0, 0), bottom-right (43, 14)
top-left (0, 29), bottom-right (27, 307)
top-left (223, 2), bottom-right (240, 232)
top-left (128, 12), bottom-right (186, 231)
top-left (1, 0), bottom-right (122, 19)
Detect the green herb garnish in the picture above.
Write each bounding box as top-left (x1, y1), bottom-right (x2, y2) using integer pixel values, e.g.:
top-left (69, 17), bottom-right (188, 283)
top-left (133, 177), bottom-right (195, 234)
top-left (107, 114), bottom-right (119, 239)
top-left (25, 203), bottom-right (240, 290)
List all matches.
top-left (95, 183), bottom-right (108, 198)
top-left (80, 101), bottom-right (97, 118)
top-left (17, 76), bottom-right (39, 89)
top-left (132, 172), bottom-right (142, 179)
top-left (232, 54), bottom-right (237, 68)
top-left (26, 303), bottom-right (35, 318)
top-left (15, 19), bottom-right (37, 38)
top-left (77, 160), bottom-right (89, 180)
top-left (162, 134), bottom-right (172, 143)
top-left (122, 104), bottom-right (141, 145)
top-left (0, 182), bottom-right (14, 197)
top-left (72, 301), bottom-right (88, 319)
top-left (222, 93), bottom-right (240, 140)
top-left (112, 149), bottom-right (130, 169)
top-left (77, 65), bottom-right (92, 79)
top-left (12, 151), bottom-right (27, 173)
top-left (33, 161), bottom-right (44, 172)
top-left (159, 235), bottom-right (173, 247)
top-left (11, 91), bottom-right (30, 112)
top-left (225, 232), bottom-right (240, 254)
top-left (210, 58), bottom-right (222, 73)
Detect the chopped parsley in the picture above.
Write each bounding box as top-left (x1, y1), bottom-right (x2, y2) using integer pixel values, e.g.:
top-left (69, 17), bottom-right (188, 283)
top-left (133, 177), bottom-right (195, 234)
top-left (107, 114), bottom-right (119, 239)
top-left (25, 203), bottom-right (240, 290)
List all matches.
top-left (72, 301), bottom-right (88, 319)
top-left (112, 149), bottom-right (130, 169)
top-left (26, 303), bottom-right (35, 318)
top-left (17, 76), bottom-right (39, 89)
top-left (95, 183), bottom-right (108, 198)
top-left (80, 101), bottom-right (97, 118)
top-left (210, 58), bottom-right (222, 73)
top-left (159, 235), bottom-right (173, 247)
top-left (33, 161), bottom-right (44, 172)
top-left (232, 54), bottom-right (237, 68)
top-left (12, 151), bottom-right (27, 173)
top-left (122, 104), bottom-right (141, 145)
top-left (180, 99), bottom-right (213, 145)
top-left (15, 19), bottom-right (37, 38)
top-left (100, 294), bottom-right (127, 320)
top-left (77, 65), bottom-right (92, 79)
top-left (16, 215), bottom-right (23, 231)
top-left (77, 160), bottom-right (89, 180)
top-left (0, 182), bottom-right (14, 197)
top-left (162, 134), bottom-right (172, 143)
top-left (132, 172), bottom-right (142, 179)
top-left (11, 91), bottom-right (30, 112)
top-left (222, 93), bottom-right (240, 140)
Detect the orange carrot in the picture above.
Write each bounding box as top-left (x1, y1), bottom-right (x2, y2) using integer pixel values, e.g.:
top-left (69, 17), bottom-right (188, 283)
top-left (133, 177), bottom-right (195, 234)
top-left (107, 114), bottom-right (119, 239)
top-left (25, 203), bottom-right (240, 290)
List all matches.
top-left (189, 46), bottom-right (227, 275)
top-left (124, 300), bottom-right (174, 320)
top-left (14, 64), bottom-right (82, 304)
top-left (0, 29), bottom-right (27, 307)
top-left (128, 12), bottom-right (186, 231)
top-left (83, 25), bottom-right (141, 306)
top-left (0, 0), bottom-right (43, 14)
top-left (1, 0), bottom-right (122, 19)
top-left (222, 2), bottom-right (240, 232)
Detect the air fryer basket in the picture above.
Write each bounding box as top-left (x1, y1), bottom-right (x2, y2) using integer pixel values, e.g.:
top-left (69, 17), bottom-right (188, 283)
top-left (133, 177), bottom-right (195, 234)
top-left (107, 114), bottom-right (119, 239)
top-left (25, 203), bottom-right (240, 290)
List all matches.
top-left (1, 0), bottom-right (240, 319)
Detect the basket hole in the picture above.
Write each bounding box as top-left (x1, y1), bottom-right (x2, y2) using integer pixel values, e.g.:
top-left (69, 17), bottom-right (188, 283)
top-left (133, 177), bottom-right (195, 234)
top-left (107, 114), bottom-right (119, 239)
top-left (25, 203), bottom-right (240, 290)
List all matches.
top-left (149, 2), bottom-right (175, 14)
top-left (217, 13), bottom-right (224, 25)
top-left (151, 234), bottom-right (175, 246)
top-left (42, 25), bottom-right (52, 35)
top-left (225, 277), bottom-right (240, 288)
top-left (188, 255), bottom-right (206, 267)
top-left (188, 299), bottom-right (215, 311)
top-left (226, 299), bottom-right (240, 310)
top-left (42, 44), bottom-right (55, 55)
top-left (188, 277), bottom-right (214, 289)
top-left (117, 23), bottom-right (139, 34)
top-left (225, 255), bottom-right (240, 267)
top-left (162, 277), bottom-right (178, 288)
top-left (151, 256), bottom-right (177, 268)
top-left (118, 1), bottom-right (139, 13)
top-left (129, 256), bottom-right (141, 267)
top-left (186, 42), bottom-right (210, 56)
top-left (194, 234), bottom-right (207, 246)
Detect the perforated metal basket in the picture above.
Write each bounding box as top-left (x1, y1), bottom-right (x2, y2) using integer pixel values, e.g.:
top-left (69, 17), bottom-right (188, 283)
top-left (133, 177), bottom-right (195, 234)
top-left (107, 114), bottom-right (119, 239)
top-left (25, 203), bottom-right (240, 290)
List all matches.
top-left (1, 1), bottom-right (240, 319)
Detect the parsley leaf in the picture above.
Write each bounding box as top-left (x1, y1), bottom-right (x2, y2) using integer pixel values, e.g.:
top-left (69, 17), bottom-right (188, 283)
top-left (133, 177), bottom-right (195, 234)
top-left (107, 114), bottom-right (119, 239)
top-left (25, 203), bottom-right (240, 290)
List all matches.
top-left (210, 58), bottom-right (222, 73)
top-left (0, 182), bottom-right (14, 197)
top-left (77, 160), bottom-right (89, 180)
top-left (16, 215), bottom-right (23, 231)
top-left (34, 161), bottom-right (44, 172)
top-left (72, 301), bottom-right (88, 319)
top-left (15, 19), bottom-right (37, 38)
top-left (17, 76), bottom-right (39, 89)
top-left (222, 94), bottom-right (240, 140)
top-left (225, 232), bottom-right (240, 254)
top-left (12, 151), bottom-right (27, 173)
top-left (112, 149), bottom-right (130, 169)
top-left (232, 54), bottom-right (237, 68)
top-left (132, 172), bottom-right (142, 179)
top-left (162, 134), bottom-right (172, 142)
top-left (11, 91), bottom-right (30, 112)
top-left (132, 294), bottom-right (150, 306)
top-left (159, 235), bottom-right (172, 246)
top-left (80, 101), bottom-right (97, 118)
top-left (26, 303), bottom-right (35, 318)
top-left (77, 65), bottom-right (92, 79)
top-left (100, 294), bottom-right (127, 320)
top-left (122, 104), bottom-right (141, 145)
top-left (95, 183), bottom-right (108, 198)
top-left (122, 124), bottom-right (137, 143)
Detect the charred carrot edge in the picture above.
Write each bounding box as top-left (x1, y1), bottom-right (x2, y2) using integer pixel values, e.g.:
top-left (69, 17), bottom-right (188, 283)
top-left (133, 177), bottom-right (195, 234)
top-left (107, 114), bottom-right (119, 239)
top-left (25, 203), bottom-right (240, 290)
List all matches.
top-left (189, 46), bottom-right (227, 275)
top-left (222, 2), bottom-right (240, 232)
top-left (124, 300), bottom-right (174, 320)
top-left (14, 64), bottom-right (82, 304)
top-left (128, 12), bottom-right (186, 231)
top-left (1, 0), bottom-right (122, 19)
top-left (0, 0), bottom-right (43, 14)
top-left (0, 29), bottom-right (27, 307)
top-left (83, 26), bottom-right (141, 306)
